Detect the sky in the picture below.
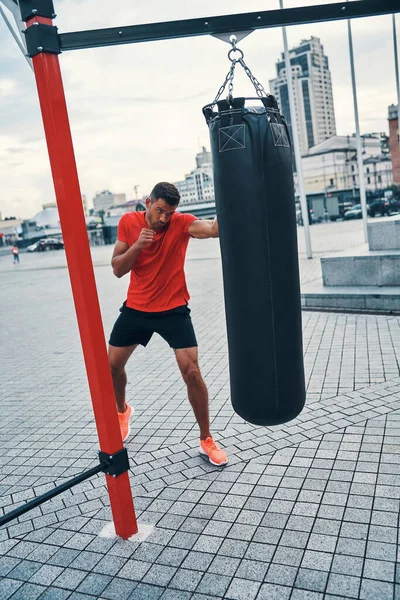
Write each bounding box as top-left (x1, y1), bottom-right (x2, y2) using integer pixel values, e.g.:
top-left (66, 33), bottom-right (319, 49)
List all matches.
top-left (0, 0), bottom-right (399, 219)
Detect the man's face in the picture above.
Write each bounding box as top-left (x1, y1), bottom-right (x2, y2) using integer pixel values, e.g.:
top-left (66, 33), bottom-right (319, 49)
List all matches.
top-left (145, 198), bottom-right (178, 231)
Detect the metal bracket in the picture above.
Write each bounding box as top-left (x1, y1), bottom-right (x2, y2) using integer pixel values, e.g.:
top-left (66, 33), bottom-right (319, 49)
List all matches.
top-left (212, 30), bottom-right (254, 44)
top-left (19, 0), bottom-right (55, 21)
top-left (99, 448), bottom-right (130, 478)
top-left (25, 22), bottom-right (60, 57)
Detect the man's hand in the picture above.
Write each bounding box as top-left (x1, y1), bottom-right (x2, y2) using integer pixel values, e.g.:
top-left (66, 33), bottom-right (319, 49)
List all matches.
top-left (111, 229), bottom-right (154, 278)
top-left (134, 228), bottom-right (155, 250)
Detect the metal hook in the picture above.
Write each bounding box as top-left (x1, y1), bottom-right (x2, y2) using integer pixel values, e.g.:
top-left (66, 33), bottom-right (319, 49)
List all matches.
top-left (227, 35), bottom-right (244, 62)
top-left (228, 48), bottom-right (244, 62)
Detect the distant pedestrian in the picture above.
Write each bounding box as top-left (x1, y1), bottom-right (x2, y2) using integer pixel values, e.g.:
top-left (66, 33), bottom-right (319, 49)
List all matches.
top-left (11, 244), bottom-right (19, 264)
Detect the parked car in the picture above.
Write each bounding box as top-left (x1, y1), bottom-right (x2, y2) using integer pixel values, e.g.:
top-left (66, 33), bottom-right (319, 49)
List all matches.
top-left (389, 198), bottom-right (400, 214)
top-left (368, 198), bottom-right (391, 218)
top-left (26, 238), bottom-right (64, 252)
top-left (343, 204), bottom-right (363, 220)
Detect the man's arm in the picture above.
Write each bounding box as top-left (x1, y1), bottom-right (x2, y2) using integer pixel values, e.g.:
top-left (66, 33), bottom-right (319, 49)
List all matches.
top-left (188, 217), bottom-right (219, 239)
top-left (111, 229), bottom-right (154, 278)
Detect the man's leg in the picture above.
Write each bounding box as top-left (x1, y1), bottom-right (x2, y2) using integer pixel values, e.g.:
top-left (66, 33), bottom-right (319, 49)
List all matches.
top-left (108, 344), bottom-right (137, 413)
top-left (175, 347), bottom-right (211, 441)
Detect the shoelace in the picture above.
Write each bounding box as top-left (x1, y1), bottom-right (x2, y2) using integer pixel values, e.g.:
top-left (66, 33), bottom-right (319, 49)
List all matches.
top-left (203, 437), bottom-right (220, 452)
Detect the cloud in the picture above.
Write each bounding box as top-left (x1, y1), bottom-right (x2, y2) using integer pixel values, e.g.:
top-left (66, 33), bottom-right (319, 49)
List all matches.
top-left (0, 0), bottom-right (398, 219)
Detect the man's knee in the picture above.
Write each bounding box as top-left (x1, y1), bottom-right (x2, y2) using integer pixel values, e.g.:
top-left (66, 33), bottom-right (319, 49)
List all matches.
top-left (182, 363), bottom-right (203, 387)
top-left (109, 362), bottom-right (125, 379)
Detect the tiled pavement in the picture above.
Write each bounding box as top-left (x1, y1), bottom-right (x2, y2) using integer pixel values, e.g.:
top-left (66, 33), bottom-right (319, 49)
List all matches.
top-left (1, 221), bottom-right (400, 599)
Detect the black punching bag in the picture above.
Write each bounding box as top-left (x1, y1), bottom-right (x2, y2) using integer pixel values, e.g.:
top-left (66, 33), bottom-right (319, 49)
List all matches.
top-left (203, 96), bottom-right (305, 426)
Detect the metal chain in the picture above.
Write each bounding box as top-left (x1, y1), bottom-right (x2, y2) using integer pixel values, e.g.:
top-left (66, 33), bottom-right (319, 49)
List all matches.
top-left (210, 61), bottom-right (237, 106)
top-left (210, 41), bottom-right (268, 106)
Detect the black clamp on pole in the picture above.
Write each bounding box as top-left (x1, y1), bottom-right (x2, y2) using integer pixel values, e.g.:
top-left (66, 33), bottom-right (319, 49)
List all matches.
top-left (20, 0), bottom-right (60, 58)
top-left (99, 448), bottom-right (130, 478)
top-left (19, 0), bottom-right (56, 21)
top-left (24, 23), bottom-right (61, 57)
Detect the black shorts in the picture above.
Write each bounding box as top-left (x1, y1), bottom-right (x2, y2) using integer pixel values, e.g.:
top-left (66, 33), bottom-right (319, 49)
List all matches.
top-left (109, 303), bottom-right (198, 349)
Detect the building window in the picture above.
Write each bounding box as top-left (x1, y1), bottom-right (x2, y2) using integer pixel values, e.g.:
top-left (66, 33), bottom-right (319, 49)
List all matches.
top-left (367, 177), bottom-right (371, 184)
top-left (330, 178), bottom-right (334, 186)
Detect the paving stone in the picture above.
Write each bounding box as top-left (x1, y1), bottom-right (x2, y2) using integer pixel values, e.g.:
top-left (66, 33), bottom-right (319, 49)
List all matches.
top-left (255, 582), bottom-right (291, 599)
top-left (0, 578), bottom-right (23, 599)
top-left (196, 572), bottom-right (231, 597)
top-left (326, 573), bottom-right (361, 598)
top-left (92, 554), bottom-right (127, 576)
top-left (8, 560), bottom-right (42, 581)
top-left (29, 564), bottom-right (64, 586)
top-left (335, 537), bottom-right (366, 557)
top-left (359, 578), bottom-right (394, 600)
top-left (331, 554), bottom-right (364, 577)
top-left (76, 572), bottom-right (112, 596)
top-left (37, 589), bottom-right (70, 600)
top-left (235, 558), bottom-right (269, 581)
top-left (363, 558), bottom-right (395, 582)
top-left (69, 550), bottom-right (102, 571)
top-left (0, 556), bottom-right (21, 577)
top-left (48, 548), bottom-right (81, 568)
top-left (101, 576), bottom-right (138, 600)
top-left (169, 568), bottom-right (203, 591)
top-left (265, 564), bottom-right (298, 586)
top-left (294, 568), bottom-right (329, 593)
top-left (52, 567), bottom-right (88, 590)
top-left (181, 551), bottom-right (214, 571)
top-left (7, 582), bottom-right (45, 600)
top-left (128, 583), bottom-right (164, 600)
top-left (159, 590), bottom-right (191, 600)
top-left (366, 541), bottom-right (396, 562)
top-left (117, 558), bottom-right (151, 581)
top-left (192, 535), bottom-right (223, 553)
top-left (142, 564), bottom-right (177, 587)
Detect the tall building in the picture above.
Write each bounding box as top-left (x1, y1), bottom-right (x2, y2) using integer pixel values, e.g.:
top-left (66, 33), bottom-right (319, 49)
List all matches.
top-left (175, 147), bottom-right (214, 205)
top-left (269, 36), bottom-right (336, 154)
top-left (388, 104), bottom-right (400, 185)
top-left (92, 190), bottom-right (126, 214)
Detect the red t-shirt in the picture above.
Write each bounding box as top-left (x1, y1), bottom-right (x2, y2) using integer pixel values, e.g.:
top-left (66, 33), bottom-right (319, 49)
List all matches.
top-left (117, 211), bottom-right (198, 312)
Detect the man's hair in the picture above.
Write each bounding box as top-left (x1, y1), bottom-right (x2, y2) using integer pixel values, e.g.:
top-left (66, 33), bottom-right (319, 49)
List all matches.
top-left (150, 182), bottom-right (180, 207)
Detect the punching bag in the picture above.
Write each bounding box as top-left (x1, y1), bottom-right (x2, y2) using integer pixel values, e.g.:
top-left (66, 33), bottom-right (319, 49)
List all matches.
top-left (203, 94), bottom-right (305, 426)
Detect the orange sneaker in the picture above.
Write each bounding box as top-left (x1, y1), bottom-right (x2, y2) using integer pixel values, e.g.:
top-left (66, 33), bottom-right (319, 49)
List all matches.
top-left (199, 437), bottom-right (228, 466)
top-left (118, 404), bottom-right (133, 442)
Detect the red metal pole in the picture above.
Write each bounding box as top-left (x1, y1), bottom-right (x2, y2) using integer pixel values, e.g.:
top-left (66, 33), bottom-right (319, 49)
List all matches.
top-left (24, 15), bottom-right (137, 539)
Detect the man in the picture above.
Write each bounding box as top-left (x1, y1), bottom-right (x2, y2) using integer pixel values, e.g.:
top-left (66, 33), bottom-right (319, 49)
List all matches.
top-left (11, 244), bottom-right (19, 264)
top-left (108, 182), bottom-right (227, 466)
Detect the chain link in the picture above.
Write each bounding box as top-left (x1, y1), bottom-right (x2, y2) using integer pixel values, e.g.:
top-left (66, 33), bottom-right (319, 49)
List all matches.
top-left (210, 61), bottom-right (236, 106)
top-left (210, 42), bottom-right (269, 106)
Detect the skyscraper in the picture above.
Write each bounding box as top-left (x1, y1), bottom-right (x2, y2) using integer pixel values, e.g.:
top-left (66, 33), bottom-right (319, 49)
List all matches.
top-left (269, 37), bottom-right (336, 155)
top-left (175, 147), bottom-right (214, 205)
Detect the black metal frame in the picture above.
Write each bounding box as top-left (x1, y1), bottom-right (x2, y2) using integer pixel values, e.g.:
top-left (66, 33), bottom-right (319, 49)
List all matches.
top-left (0, 449), bottom-right (129, 528)
top-left (9, 0), bottom-right (400, 53)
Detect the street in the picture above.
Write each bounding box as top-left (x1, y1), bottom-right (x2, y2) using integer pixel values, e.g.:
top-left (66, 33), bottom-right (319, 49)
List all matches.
top-left (0, 217), bottom-right (399, 600)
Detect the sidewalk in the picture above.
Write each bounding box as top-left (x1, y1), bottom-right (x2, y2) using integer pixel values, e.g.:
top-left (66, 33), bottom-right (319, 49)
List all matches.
top-left (1, 222), bottom-right (400, 600)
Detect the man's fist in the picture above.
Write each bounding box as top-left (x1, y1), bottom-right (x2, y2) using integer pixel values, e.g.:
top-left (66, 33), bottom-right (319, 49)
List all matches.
top-left (134, 228), bottom-right (155, 250)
